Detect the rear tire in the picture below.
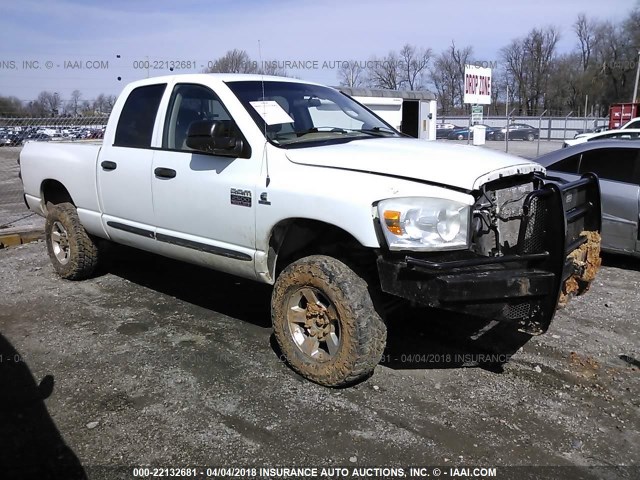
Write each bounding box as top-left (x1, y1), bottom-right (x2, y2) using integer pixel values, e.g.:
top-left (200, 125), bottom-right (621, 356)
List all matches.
top-left (45, 202), bottom-right (100, 280)
top-left (272, 255), bottom-right (386, 387)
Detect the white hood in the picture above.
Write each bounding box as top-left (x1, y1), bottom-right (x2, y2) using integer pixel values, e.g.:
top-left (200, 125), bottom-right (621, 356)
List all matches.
top-left (285, 138), bottom-right (544, 191)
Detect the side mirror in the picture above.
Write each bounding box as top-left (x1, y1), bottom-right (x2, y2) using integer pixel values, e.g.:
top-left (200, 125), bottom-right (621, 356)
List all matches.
top-left (186, 120), bottom-right (244, 157)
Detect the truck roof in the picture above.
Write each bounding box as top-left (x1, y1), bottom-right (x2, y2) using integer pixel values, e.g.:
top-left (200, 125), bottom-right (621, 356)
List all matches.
top-left (123, 73), bottom-right (325, 89)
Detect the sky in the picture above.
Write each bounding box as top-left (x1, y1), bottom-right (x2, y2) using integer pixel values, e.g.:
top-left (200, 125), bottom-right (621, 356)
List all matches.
top-left (0, 0), bottom-right (635, 104)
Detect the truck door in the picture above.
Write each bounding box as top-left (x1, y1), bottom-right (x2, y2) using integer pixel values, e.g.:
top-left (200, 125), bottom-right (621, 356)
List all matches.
top-left (98, 83), bottom-right (166, 248)
top-left (151, 83), bottom-right (259, 279)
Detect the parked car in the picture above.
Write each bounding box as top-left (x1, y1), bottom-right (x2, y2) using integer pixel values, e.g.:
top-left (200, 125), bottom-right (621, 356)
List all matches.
top-left (446, 124), bottom-right (502, 140)
top-left (574, 126), bottom-right (609, 137)
top-left (436, 124), bottom-right (463, 139)
top-left (574, 117), bottom-right (640, 140)
top-left (0, 134), bottom-right (24, 146)
top-left (497, 123), bottom-right (539, 141)
top-left (564, 128), bottom-right (640, 148)
top-left (19, 73), bottom-right (601, 386)
top-left (436, 123), bottom-right (458, 130)
top-left (536, 140), bottom-right (640, 257)
top-left (24, 133), bottom-right (51, 142)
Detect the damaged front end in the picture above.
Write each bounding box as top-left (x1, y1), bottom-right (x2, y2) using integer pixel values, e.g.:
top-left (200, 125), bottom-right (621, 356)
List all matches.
top-left (377, 173), bottom-right (601, 335)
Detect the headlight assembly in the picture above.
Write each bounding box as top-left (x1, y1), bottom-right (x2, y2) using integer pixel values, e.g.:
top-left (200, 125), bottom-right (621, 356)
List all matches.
top-left (377, 197), bottom-right (471, 251)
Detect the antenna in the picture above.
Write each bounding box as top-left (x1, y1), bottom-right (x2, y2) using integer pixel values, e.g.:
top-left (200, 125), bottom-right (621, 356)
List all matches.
top-left (258, 39), bottom-right (270, 187)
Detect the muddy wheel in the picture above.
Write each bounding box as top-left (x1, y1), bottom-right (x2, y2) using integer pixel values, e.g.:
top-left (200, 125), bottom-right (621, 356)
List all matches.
top-left (272, 255), bottom-right (386, 387)
top-left (45, 202), bottom-right (100, 280)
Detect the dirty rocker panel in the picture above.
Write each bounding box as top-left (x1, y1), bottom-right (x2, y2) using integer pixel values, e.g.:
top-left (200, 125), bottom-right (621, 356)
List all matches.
top-left (106, 221), bottom-right (252, 261)
top-left (376, 173), bottom-right (601, 334)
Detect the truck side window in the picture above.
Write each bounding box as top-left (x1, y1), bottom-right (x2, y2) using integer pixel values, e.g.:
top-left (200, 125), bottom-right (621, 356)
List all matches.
top-left (163, 84), bottom-right (232, 151)
top-left (114, 84), bottom-right (166, 148)
top-left (578, 148), bottom-right (638, 183)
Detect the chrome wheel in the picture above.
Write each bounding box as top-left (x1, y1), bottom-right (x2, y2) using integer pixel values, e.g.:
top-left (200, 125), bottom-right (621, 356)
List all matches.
top-left (286, 287), bottom-right (341, 362)
top-left (51, 221), bottom-right (70, 265)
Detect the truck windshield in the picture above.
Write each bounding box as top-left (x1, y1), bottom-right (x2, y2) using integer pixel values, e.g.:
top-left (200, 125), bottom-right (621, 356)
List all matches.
top-left (225, 80), bottom-right (399, 147)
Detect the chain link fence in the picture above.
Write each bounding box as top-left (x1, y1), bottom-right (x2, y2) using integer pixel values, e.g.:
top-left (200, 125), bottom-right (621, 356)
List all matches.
top-left (437, 115), bottom-right (609, 140)
top-left (0, 116), bottom-right (108, 232)
top-left (0, 116), bottom-right (108, 146)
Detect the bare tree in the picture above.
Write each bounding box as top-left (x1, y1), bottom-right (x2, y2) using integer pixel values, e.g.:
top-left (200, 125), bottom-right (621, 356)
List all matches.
top-left (205, 49), bottom-right (258, 73)
top-left (501, 27), bottom-right (559, 114)
top-left (65, 89), bottom-right (82, 116)
top-left (80, 100), bottom-right (93, 116)
top-left (30, 91), bottom-right (61, 117)
top-left (399, 44), bottom-right (432, 90)
top-left (449, 43), bottom-right (473, 107)
top-left (574, 13), bottom-right (598, 71)
top-left (366, 51), bottom-right (403, 90)
top-left (105, 94), bottom-right (117, 111)
top-left (501, 39), bottom-right (526, 113)
top-left (0, 95), bottom-right (25, 117)
top-left (337, 61), bottom-right (365, 87)
top-left (429, 42), bottom-right (472, 113)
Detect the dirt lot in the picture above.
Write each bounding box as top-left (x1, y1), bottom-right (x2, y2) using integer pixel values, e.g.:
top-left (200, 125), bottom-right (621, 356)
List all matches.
top-left (0, 239), bottom-right (638, 479)
top-left (0, 141), bottom-right (637, 479)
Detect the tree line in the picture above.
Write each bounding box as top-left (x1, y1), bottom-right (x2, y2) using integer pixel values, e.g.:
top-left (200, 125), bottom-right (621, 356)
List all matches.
top-left (0, 90), bottom-right (117, 118)
top-left (2, 6), bottom-right (638, 118)
top-left (337, 6), bottom-right (640, 117)
top-left (203, 6), bottom-right (640, 117)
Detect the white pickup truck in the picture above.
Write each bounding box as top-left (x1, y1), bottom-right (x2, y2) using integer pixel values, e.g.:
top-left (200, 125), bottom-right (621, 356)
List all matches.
top-left (19, 74), bottom-right (602, 387)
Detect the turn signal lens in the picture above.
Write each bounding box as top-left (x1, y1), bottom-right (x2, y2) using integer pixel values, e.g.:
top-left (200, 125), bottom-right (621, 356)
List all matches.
top-left (383, 210), bottom-right (402, 235)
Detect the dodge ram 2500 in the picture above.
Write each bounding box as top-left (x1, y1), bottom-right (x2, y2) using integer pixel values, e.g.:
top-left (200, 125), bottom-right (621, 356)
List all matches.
top-left (19, 74), bottom-right (602, 386)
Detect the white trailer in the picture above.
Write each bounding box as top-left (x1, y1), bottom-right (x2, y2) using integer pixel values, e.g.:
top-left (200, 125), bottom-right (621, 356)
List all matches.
top-left (339, 87), bottom-right (437, 140)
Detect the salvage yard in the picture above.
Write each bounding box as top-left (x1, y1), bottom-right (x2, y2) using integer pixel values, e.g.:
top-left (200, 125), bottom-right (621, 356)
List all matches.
top-left (0, 144), bottom-right (638, 478)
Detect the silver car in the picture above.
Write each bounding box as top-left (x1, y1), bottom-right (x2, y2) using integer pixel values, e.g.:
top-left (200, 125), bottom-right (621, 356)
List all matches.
top-left (536, 141), bottom-right (640, 257)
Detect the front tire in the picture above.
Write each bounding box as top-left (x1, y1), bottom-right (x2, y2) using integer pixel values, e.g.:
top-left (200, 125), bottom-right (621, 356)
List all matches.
top-left (45, 202), bottom-right (100, 280)
top-left (526, 133), bottom-right (535, 141)
top-left (272, 255), bottom-right (386, 387)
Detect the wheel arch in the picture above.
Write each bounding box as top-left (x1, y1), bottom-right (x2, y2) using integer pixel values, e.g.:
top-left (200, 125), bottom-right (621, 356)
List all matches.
top-left (267, 218), bottom-right (379, 281)
top-left (41, 179), bottom-right (75, 213)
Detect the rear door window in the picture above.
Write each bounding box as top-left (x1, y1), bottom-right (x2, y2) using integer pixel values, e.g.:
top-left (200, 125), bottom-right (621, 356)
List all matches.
top-left (114, 84), bottom-right (167, 148)
top-left (578, 148), bottom-right (639, 184)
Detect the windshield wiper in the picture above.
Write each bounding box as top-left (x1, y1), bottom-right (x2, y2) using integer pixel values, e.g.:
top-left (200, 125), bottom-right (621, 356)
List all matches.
top-left (294, 127), bottom-right (396, 138)
top-left (295, 127), bottom-right (352, 137)
top-left (359, 126), bottom-right (397, 136)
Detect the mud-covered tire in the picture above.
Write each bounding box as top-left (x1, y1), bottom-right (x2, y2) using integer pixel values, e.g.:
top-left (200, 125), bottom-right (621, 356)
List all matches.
top-left (272, 255), bottom-right (386, 387)
top-left (45, 202), bottom-right (100, 280)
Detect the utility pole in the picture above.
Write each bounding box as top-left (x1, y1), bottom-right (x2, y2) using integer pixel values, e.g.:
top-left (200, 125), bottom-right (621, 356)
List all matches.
top-left (505, 84), bottom-right (509, 152)
top-left (633, 50), bottom-right (640, 103)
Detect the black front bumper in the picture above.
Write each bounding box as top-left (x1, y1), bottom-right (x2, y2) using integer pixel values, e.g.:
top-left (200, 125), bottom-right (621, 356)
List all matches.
top-left (376, 173), bottom-right (601, 333)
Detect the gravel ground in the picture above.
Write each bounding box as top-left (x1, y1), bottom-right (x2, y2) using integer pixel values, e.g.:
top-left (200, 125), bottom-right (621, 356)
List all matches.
top-left (0, 140), bottom-right (636, 480)
top-left (0, 146), bottom-right (44, 233)
top-left (0, 240), bottom-right (638, 479)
